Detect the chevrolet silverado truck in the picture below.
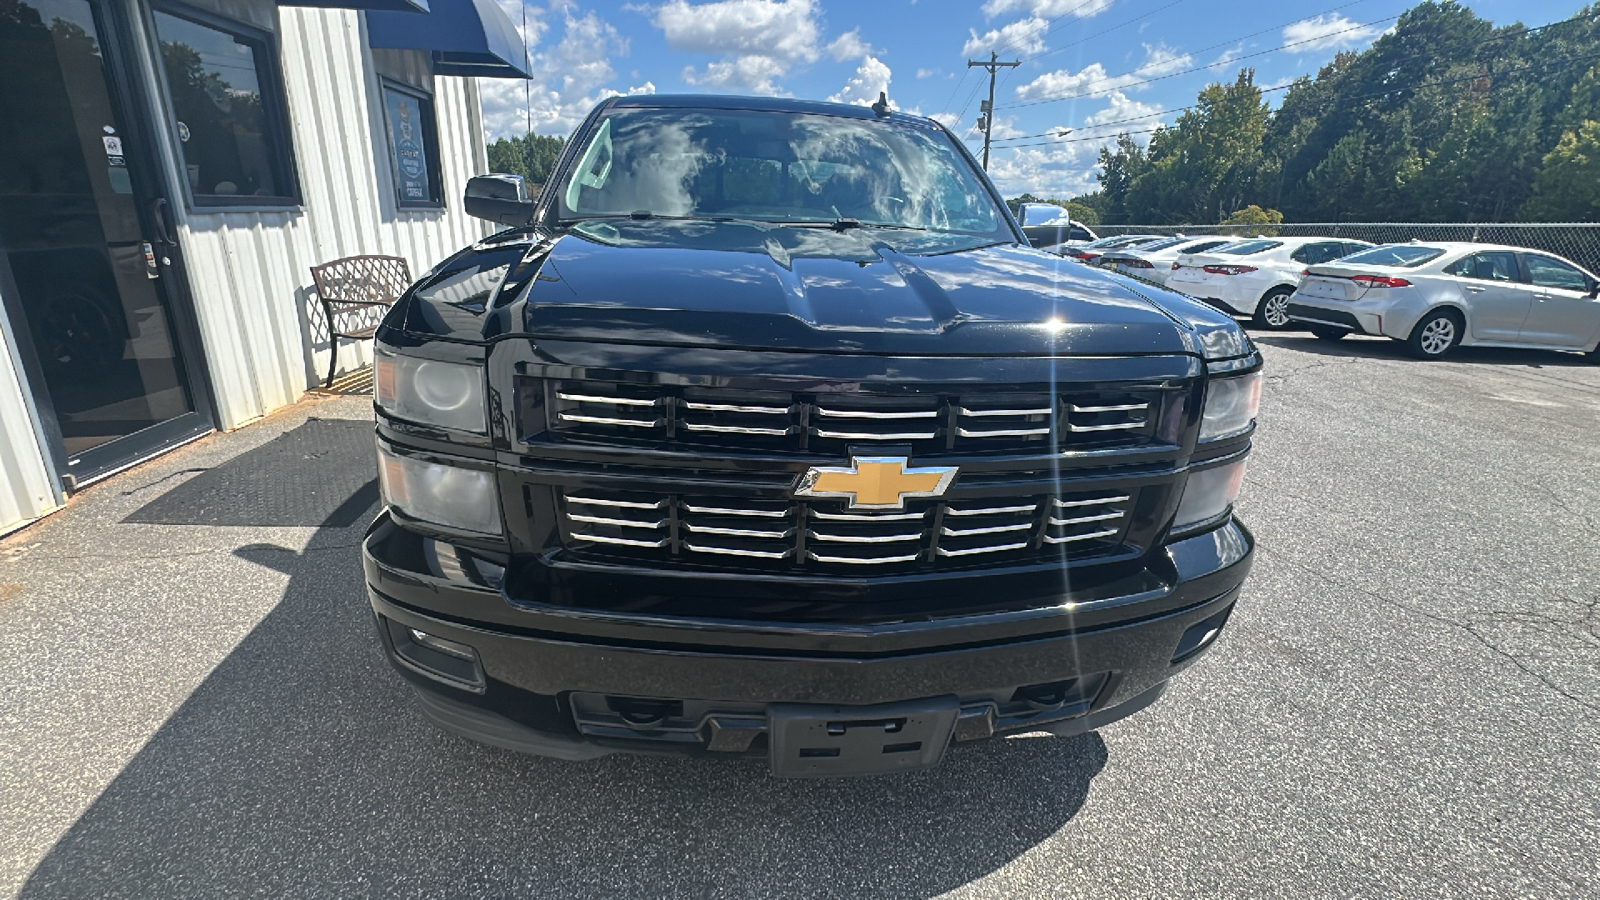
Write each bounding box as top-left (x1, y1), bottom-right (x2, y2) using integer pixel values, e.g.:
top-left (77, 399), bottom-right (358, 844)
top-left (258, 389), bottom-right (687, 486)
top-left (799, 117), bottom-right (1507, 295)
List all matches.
top-left (364, 94), bottom-right (1260, 777)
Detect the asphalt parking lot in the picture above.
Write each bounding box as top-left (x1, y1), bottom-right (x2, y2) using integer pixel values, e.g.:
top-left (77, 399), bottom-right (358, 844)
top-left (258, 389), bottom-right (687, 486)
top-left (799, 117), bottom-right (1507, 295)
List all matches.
top-left (2, 333), bottom-right (1597, 899)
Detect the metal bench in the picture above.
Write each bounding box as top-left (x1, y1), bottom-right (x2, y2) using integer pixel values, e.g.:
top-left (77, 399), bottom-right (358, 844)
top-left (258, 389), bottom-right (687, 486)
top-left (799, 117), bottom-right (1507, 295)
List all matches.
top-left (309, 254), bottom-right (411, 387)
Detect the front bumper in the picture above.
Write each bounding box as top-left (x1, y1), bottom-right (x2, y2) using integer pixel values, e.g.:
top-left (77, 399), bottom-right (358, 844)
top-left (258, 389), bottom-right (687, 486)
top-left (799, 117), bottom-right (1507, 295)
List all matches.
top-left (362, 510), bottom-right (1254, 768)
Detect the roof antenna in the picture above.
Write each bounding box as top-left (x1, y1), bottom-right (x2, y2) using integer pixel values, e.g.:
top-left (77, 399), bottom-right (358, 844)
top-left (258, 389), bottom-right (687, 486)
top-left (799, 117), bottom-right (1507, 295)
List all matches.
top-left (871, 91), bottom-right (892, 117)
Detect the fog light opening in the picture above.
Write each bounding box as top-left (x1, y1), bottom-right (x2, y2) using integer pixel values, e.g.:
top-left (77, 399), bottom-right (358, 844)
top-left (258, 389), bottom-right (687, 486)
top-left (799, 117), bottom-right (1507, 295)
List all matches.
top-left (1172, 605), bottom-right (1235, 664)
top-left (384, 617), bottom-right (486, 692)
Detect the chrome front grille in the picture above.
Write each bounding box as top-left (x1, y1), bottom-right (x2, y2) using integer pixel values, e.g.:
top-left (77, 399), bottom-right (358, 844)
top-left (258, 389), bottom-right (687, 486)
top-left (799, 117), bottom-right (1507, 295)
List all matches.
top-left (540, 381), bottom-right (1170, 455)
top-left (558, 488), bottom-right (1137, 570)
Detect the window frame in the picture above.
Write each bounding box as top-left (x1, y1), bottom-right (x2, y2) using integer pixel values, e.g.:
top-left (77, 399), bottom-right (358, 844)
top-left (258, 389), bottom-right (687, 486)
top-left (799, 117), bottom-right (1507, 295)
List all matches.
top-left (378, 78), bottom-right (445, 210)
top-left (1519, 253), bottom-right (1591, 293)
top-left (1448, 251), bottom-right (1525, 283)
top-left (147, 1), bottom-right (301, 209)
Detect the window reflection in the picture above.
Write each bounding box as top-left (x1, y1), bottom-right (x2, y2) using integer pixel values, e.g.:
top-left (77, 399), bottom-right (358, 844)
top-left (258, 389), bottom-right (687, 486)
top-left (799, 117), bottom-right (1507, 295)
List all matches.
top-left (558, 109), bottom-right (1006, 237)
top-left (152, 9), bottom-right (291, 202)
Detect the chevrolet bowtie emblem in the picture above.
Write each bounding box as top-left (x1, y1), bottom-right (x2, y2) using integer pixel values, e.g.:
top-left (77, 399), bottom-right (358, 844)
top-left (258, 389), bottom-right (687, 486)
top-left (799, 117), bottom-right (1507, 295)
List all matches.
top-left (794, 456), bottom-right (958, 510)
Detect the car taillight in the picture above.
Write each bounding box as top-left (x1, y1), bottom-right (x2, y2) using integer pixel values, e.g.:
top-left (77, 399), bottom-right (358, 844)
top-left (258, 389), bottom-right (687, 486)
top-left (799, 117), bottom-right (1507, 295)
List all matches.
top-left (1171, 262), bottom-right (1182, 270)
top-left (1350, 275), bottom-right (1411, 288)
top-left (1202, 265), bottom-right (1258, 275)
top-left (1069, 251), bottom-right (1099, 261)
top-left (1122, 259), bottom-right (1154, 269)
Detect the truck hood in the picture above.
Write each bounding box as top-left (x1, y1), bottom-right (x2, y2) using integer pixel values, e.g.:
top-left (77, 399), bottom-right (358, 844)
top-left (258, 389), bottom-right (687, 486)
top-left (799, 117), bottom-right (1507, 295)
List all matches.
top-left (509, 220), bottom-right (1227, 357)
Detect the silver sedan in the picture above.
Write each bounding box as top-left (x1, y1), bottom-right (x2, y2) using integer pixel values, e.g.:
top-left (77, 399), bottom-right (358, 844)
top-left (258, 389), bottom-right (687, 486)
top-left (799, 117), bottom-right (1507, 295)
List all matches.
top-left (1286, 242), bottom-right (1600, 359)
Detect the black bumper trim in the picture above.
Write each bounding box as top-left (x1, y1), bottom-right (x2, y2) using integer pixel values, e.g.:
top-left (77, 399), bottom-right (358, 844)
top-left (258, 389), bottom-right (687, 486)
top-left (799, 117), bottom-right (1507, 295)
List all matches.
top-left (1286, 304), bottom-right (1362, 331)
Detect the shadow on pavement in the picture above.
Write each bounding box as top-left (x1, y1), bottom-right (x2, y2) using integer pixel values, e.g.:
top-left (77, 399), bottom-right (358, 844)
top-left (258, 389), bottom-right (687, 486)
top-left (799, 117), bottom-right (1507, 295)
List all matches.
top-left (20, 501), bottom-right (1108, 899)
top-left (1253, 332), bottom-right (1597, 367)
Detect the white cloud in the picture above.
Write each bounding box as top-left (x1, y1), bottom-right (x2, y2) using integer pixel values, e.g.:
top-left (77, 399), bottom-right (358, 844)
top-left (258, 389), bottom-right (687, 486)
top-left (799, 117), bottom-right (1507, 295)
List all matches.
top-left (478, 5), bottom-right (647, 139)
top-left (829, 55), bottom-right (892, 106)
top-left (650, 0), bottom-right (821, 59)
top-left (981, 0), bottom-right (1112, 20)
top-left (1282, 13), bottom-right (1384, 52)
top-left (915, 67), bottom-right (938, 79)
top-left (1014, 42), bottom-right (1191, 100)
top-left (646, 0), bottom-right (823, 95)
top-left (962, 16), bottom-right (1047, 58)
top-left (1081, 90), bottom-right (1161, 129)
top-left (827, 28), bottom-right (873, 61)
top-left (684, 55), bottom-right (789, 94)
top-left (928, 112), bottom-right (962, 131)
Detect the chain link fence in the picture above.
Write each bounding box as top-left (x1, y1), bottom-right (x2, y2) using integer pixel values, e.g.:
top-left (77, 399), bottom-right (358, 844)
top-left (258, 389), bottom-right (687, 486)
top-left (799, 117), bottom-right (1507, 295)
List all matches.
top-left (1089, 223), bottom-right (1600, 274)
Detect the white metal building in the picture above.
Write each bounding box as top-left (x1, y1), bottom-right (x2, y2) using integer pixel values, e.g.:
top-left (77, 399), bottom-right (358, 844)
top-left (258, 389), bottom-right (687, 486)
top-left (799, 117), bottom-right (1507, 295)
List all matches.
top-left (0, 0), bottom-right (526, 533)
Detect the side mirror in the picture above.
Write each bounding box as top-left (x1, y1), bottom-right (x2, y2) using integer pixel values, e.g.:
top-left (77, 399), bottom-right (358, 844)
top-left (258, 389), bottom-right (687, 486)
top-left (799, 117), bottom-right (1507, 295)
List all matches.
top-left (1588, 279), bottom-right (1600, 299)
top-left (464, 174), bottom-right (537, 226)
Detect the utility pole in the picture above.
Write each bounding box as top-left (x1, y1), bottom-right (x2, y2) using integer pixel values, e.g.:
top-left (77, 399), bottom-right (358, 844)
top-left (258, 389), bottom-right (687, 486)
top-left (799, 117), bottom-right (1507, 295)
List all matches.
top-left (967, 51), bottom-right (1019, 171)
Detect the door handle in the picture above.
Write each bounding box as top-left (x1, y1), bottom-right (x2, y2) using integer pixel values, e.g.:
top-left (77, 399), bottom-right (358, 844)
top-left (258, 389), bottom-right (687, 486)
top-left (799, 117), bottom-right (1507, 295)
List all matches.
top-left (149, 197), bottom-right (174, 245)
top-left (1464, 285), bottom-right (1485, 293)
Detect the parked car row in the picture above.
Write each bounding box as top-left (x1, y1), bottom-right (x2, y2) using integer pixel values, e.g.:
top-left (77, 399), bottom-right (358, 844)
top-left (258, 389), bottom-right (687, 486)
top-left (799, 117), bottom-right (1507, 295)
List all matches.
top-left (1047, 230), bottom-right (1600, 360)
top-left (1288, 242), bottom-right (1600, 359)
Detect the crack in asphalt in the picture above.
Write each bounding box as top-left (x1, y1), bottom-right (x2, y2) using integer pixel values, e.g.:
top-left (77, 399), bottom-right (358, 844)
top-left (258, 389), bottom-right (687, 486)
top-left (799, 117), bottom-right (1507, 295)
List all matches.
top-left (117, 468), bottom-right (211, 497)
top-left (1263, 547), bottom-right (1600, 715)
top-left (1262, 355), bottom-right (1363, 385)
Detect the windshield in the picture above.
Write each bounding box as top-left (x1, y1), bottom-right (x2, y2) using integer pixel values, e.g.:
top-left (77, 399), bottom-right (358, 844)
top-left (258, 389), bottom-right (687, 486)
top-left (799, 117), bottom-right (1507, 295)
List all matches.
top-left (1340, 245), bottom-right (1447, 268)
top-left (1134, 237), bottom-right (1187, 252)
top-left (1215, 240), bottom-right (1282, 256)
top-left (556, 108), bottom-right (1008, 239)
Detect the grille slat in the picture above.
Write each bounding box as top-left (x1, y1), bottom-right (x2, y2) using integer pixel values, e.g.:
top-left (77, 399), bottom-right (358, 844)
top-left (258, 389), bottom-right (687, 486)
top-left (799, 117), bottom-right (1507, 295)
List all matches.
top-left (558, 487), bottom-right (1134, 571)
top-left (544, 380), bottom-right (1171, 453)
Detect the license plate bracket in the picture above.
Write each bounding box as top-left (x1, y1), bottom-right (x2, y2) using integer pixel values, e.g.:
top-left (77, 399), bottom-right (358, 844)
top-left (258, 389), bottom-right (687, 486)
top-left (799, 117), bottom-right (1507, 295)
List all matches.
top-left (768, 697), bottom-right (960, 778)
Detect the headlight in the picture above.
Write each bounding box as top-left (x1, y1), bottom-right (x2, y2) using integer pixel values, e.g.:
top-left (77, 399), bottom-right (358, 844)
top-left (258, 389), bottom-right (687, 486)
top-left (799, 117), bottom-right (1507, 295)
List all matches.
top-left (377, 441), bottom-right (501, 534)
top-left (1173, 458), bottom-right (1247, 532)
top-left (1199, 371), bottom-right (1261, 441)
top-left (375, 349), bottom-right (486, 434)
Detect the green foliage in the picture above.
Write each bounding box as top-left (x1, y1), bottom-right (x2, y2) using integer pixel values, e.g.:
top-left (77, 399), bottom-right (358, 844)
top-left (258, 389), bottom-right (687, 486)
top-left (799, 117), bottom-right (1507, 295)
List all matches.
top-left (1222, 205), bottom-right (1283, 225)
top-left (1521, 121), bottom-right (1600, 222)
top-left (1096, 1), bottom-right (1600, 223)
top-left (485, 134), bottom-right (566, 185)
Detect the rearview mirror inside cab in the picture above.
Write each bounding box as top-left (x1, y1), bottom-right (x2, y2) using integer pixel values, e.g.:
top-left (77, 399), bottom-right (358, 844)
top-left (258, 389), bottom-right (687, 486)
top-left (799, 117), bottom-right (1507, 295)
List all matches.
top-left (464, 174), bottom-right (537, 226)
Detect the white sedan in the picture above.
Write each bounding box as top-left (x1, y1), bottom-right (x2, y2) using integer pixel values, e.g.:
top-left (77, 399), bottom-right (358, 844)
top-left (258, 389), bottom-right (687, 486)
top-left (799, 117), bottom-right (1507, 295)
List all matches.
top-left (1166, 237), bottom-right (1372, 328)
top-left (1095, 236), bottom-right (1239, 287)
top-left (1286, 242), bottom-right (1600, 360)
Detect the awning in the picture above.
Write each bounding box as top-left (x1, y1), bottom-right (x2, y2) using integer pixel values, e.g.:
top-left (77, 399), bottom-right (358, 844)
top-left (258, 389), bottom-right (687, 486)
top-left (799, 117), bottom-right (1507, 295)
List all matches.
top-left (365, 0), bottom-right (532, 79)
top-left (280, 0), bottom-right (429, 12)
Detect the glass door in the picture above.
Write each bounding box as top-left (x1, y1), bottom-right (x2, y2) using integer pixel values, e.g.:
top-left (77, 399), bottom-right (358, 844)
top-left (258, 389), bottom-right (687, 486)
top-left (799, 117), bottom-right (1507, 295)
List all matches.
top-left (0, 0), bottom-right (211, 488)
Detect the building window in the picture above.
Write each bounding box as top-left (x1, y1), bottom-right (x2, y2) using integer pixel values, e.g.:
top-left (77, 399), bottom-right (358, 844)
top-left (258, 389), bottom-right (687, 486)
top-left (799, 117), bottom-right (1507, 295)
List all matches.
top-left (150, 5), bottom-right (298, 206)
top-left (380, 80), bottom-right (442, 208)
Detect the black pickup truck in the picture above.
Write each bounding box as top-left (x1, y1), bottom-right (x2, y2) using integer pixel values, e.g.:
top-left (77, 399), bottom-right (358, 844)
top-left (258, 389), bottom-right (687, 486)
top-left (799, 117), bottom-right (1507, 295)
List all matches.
top-left (364, 94), bottom-right (1259, 777)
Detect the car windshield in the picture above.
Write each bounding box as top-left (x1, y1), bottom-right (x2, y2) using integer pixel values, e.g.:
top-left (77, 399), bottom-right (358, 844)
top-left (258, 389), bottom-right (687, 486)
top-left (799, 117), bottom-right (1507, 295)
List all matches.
top-left (1133, 237), bottom-right (1187, 252)
top-left (1340, 245), bottom-right (1447, 268)
top-left (1215, 240), bottom-right (1282, 255)
top-left (555, 108), bottom-right (1007, 239)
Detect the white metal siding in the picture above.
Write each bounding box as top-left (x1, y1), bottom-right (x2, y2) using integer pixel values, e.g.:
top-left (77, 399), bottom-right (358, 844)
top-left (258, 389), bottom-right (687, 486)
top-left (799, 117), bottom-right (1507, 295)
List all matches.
top-left (134, 2), bottom-right (491, 430)
top-left (0, 296), bottom-right (59, 534)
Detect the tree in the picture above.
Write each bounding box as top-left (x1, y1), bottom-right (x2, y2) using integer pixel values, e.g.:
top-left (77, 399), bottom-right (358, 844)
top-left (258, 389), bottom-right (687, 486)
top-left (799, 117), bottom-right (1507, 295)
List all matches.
top-left (1221, 205), bottom-right (1284, 235)
top-left (1095, 134), bottom-right (1149, 224)
top-left (1097, 1), bottom-right (1600, 223)
top-left (1521, 122), bottom-right (1600, 222)
top-left (485, 134), bottom-right (566, 185)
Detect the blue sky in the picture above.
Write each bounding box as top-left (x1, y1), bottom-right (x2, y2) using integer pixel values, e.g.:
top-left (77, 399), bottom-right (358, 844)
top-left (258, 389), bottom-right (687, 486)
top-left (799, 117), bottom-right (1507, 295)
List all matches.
top-left (481, 0), bottom-right (1580, 196)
